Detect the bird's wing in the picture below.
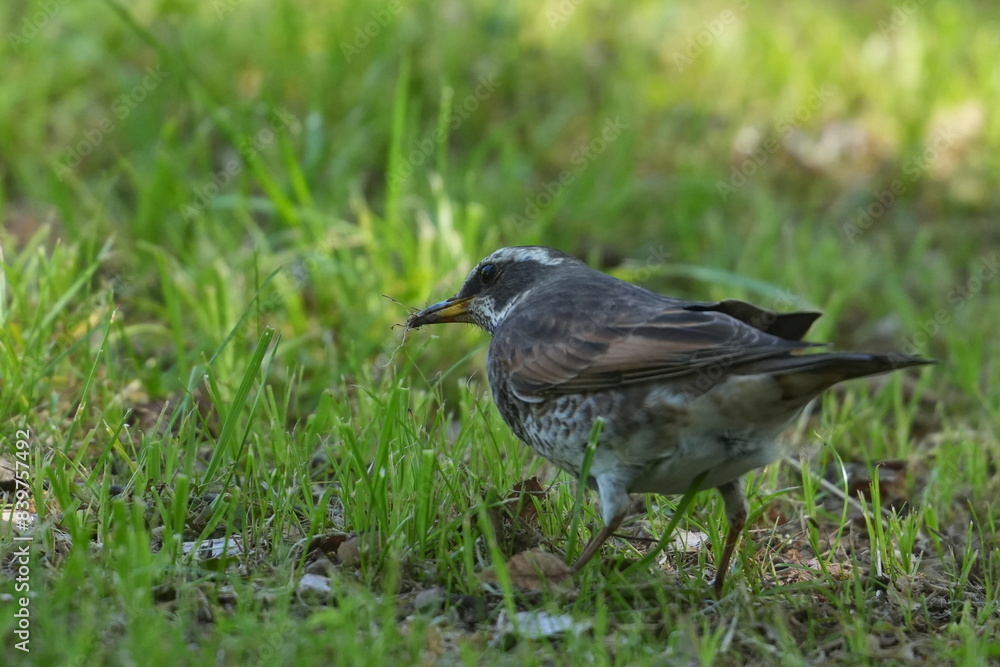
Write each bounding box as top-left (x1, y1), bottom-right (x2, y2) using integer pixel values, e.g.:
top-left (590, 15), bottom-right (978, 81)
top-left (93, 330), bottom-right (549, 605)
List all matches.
top-left (684, 298), bottom-right (821, 341)
top-left (490, 296), bottom-right (823, 400)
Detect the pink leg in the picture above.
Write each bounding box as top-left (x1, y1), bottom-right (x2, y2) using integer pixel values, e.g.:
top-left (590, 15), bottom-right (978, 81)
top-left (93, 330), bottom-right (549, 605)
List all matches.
top-left (713, 480), bottom-right (748, 598)
top-left (570, 510), bottom-right (626, 573)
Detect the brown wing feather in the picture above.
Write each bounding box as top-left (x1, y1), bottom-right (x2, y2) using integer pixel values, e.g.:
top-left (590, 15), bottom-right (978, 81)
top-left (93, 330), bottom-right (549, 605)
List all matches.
top-left (491, 296), bottom-right (822, 400)
top-left (685, 299), bottom-right (822, 341)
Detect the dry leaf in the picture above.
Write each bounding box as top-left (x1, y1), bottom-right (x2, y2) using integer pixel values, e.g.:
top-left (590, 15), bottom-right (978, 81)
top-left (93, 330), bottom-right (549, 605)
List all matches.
top-left (308, 531), bottom-right (350, 557)
top-left (480, 549), bottom-right (572, 591)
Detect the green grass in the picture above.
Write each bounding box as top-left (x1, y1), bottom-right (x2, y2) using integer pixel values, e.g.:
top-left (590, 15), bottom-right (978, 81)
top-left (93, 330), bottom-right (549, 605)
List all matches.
top-left (1, 0), bottom-right (999, 664)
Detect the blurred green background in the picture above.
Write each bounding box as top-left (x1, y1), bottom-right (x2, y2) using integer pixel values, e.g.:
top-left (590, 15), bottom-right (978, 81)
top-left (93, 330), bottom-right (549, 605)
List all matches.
top-left (4, 2), bottom-right (997, 370)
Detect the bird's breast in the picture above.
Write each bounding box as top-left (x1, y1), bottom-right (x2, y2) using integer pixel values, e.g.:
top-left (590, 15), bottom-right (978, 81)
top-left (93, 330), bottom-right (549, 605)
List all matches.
top-left (486, 367), bottom-right (799, 493)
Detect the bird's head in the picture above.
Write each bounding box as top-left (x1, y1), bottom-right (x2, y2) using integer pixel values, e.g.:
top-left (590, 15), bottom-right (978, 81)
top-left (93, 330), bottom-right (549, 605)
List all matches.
top-left (407, 246), bottom-right (580, 334)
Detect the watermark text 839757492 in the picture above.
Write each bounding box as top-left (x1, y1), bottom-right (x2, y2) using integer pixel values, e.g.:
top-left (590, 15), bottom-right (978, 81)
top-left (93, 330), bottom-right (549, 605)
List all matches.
top-left (10, 428), bottom-right (33, 653)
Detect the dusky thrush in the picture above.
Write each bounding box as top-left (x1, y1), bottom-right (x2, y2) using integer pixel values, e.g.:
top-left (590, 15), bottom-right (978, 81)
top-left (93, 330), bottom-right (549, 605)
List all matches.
top-left (407, 246), bottom-right (933, 595)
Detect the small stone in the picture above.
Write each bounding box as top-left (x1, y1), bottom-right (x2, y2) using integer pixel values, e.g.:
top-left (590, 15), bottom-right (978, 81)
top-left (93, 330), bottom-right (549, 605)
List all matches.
top-left (337, 536), bottom-right (361, 567)
top-left (413, 587), bottom-right (446, 613)
top-left (304, 557), bottom-right (336, 576)
top-left (297, 574), bottom-right (332, 600)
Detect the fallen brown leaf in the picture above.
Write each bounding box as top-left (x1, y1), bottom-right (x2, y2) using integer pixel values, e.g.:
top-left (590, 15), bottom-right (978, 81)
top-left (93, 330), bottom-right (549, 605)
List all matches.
top-left (479, 549), bottom-right (572, 592)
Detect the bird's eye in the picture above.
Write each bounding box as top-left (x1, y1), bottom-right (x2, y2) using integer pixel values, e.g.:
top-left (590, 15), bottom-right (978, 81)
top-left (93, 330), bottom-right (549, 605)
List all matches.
top-left (479, 263), bottom-right (498, 285)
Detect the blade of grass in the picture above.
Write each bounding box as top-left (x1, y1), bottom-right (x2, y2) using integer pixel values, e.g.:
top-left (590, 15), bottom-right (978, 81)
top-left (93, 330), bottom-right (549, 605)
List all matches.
top-left (200, 327), bottom-right (277, 484)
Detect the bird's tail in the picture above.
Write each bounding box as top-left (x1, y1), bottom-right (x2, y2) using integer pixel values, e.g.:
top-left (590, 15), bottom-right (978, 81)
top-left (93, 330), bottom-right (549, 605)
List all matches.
top-left (737, 352), bottom-right (935, 401)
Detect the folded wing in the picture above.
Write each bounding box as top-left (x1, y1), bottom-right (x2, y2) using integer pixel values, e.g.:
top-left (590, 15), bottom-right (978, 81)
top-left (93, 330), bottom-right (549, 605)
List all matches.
top-left (491, 295), bottom-right (824, 400)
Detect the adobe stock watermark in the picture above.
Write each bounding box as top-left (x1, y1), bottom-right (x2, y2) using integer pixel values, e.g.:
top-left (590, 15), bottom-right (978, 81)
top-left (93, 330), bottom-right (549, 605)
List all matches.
top-left (503, 246), bottom-right (676, 382)
top-left (680, 288), bottom-right (805, 395)
top-left (233, 255), bottom-right (317, 342)
top-left (716, 84), bottom-right (837, 201)
top-left (9, 428), bottom-right (34, 653)
top-left (52, 65), bottom-right (169, 180)
top-left (511, 116), bottom-right (628, 231)
top-left (7, 0), bottom-right (70, 51)
top-left (243, 618), bottom-right (298, 666)
top-left (103, 267), bottom-right (140, 300)
top-left (899, 253), bottom-right (997, 357)
top-left (508, 245), bottom-right (671, 371)
top-left (626, 244), bottom-right (674, 284)
top-left (385, 74), bottom-right (499, 186)
top-left (671, 0), bottom-right (750, 72)
top-left (547, 0), bottom-right (584, 28)
top-left (340, 1), bottom-right (403, 62)
top-left (179, 109), bottom-right (300, 220)
top-left (878, 0), bottom-right (929, 36)
top-left (214, 0), bottom-right (244, 18)
top-left (842, 124), bottom-right (959, 242)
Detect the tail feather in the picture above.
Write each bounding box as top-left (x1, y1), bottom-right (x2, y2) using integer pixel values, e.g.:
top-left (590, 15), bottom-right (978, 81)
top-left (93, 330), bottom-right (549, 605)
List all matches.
top-left (736, 352), bottom-right (935, 401)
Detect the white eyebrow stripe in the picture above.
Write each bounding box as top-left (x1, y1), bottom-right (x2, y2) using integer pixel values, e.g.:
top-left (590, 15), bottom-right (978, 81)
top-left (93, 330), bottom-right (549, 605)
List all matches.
top-left (483, 247), bottom-right (567, 266)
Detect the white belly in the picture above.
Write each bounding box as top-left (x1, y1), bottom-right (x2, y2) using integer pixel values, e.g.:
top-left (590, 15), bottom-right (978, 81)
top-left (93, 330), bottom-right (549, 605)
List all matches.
top-left (628, 432), bottom-right (781, 494)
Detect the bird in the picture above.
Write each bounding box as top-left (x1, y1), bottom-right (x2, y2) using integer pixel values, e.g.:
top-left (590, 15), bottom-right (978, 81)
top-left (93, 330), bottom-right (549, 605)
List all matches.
top-left (406, 245), bottom-right (933, 596)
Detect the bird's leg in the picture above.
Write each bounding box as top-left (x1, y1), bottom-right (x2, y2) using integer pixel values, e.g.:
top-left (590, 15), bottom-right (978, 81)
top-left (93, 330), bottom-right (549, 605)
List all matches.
top-left (713, 479), bottom-right (748, 598)
top-left (570, 510), bottom-right (625, 573)
top-left (574, 472), bottom-right (709, 574)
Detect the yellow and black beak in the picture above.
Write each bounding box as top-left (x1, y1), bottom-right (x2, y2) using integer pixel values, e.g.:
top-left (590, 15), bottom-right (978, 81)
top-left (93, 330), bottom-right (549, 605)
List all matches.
top-left (407, 296), bottom-right (475, 328)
